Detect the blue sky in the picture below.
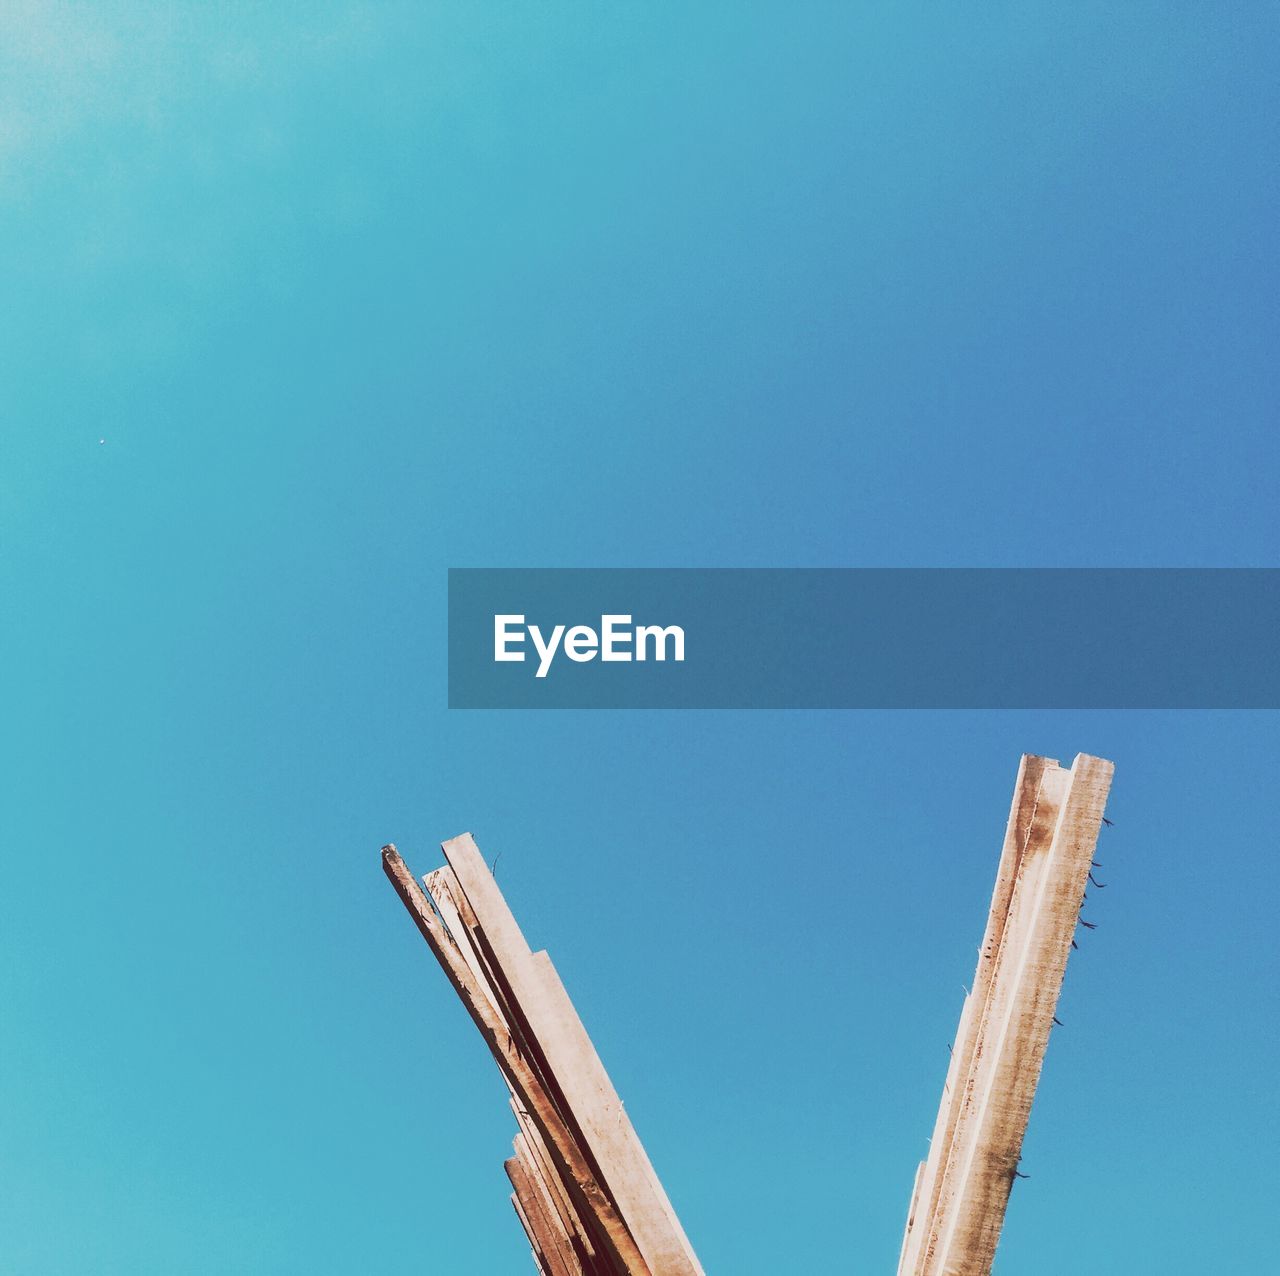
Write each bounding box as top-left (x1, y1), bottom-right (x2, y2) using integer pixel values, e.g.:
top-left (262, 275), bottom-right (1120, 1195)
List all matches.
top-left (2, 4), bottom-right (1277, 1273)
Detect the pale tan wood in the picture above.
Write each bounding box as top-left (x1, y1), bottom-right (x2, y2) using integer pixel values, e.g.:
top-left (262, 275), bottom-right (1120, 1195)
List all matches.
top-left (508, 1150), bottom-right (579, 1276)
top-left (382, 845), bottom-right (651, 1276)
top-left (511, 1191), bottom-right (543, 1271)
top-left (899, 1160), bottom-right (926, 1275)
top-left (929, 754), bottom-right (1112, 1276)
top-left (516, 1132), bottom-right (587, 1276)
top-left (431, 850), bottom-right (688, 1276)
top-left (424, 863), bottom-right (569, 1132)
top-left (424, 866), bottom-right (506, 1022)
top-left (512, 1097), bottom-right (602, 1270)
top-left (511, 1192), bottom-right (554, 1276)
top-left (389, 753), bottom-right (1110, 1276)
top-left (918, 762), bottom-right (1073, 1275)
top-left (528, 950), bottom-right (703, 1276)
top-left (899, 754), bottom-right (1113, 1276)
top-left (442, 833), bottom-right (704, 1276)
top-left (900, 756), bottom-right (1060, 1275)
top-left (424, 865), bottom-right (604, 1272)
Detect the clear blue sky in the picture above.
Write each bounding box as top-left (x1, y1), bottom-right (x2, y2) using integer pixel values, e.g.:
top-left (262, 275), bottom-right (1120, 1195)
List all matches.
top-left (2, 5), bottom-right (1277, 1273)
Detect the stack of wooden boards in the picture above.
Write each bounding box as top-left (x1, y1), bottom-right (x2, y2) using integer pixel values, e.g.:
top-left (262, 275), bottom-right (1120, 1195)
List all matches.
top-left (382, 834), bottom-right (704, 1276)
top-left (383, 751), bottom-right (1112, 1275)
top-left (897, 752), bottom-right (1114, 1276)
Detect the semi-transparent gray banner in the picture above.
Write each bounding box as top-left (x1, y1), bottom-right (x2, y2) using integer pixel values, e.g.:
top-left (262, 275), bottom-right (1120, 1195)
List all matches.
top-left (448, 569), bottom-right (1278, 709)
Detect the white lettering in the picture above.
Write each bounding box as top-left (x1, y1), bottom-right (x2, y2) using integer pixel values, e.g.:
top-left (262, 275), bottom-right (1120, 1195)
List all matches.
top-left (564, 625), bottom-right (599, 662)
top-left (600, 614), bottom-right (632, 661)
top-left (494, 615), bottom-right (684, 676)
top-left (635, 623), bottom-right (685, 663)
top-left (494, 615), bottom-right (526, 662)
top-left (529, 623), bottom-right (565, 678)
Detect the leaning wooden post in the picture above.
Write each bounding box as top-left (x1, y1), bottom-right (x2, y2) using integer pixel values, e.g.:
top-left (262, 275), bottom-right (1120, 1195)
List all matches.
top-left (381, 844), bottom-right (652, 1276)
top-left (383, 837), bottom-right (704, 1276)
top-left (898, 753), bottom-right (1114, 1276)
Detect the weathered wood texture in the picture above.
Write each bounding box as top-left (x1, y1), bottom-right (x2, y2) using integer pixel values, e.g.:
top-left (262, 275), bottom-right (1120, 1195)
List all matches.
top-left (897, 752), bottom-right (1113, 1276)
top-left (516, 1130), bottom-right (588, 1276)
top-left (507, 1144), bottom-right (581, 1276)
top-left (438, 836), bottom-right (702, 1276)
top-left (384, 836), bottom-right (703, 1276)
top-left (382, 845), bottom-right (650, 1275)
top-left (384, 751), bottom-right (1109, 1276)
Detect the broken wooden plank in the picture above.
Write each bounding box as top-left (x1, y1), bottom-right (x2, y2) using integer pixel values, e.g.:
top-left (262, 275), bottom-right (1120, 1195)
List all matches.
top-left (382, 845), bottom-right (651, 1276)
top-left (515, 1131), bottom-right (588, 1276)
top-left (441, 833), bottom-right (705, 1276)
top-left (900, 754), bottom-right (1059, 1276)
top-left (511, 1192), bottom-right (552, 1276)
top-left (900, 753), bottom-right (1113, 1276)
top-left (528, 949), bottom-right (703, 1276)
top-left (424, 864), bottom-right (607, 1272)
top-left (512, 1097), bottom-right (603, 1272)
top-left (508, 1147), bottom-right (580, 1276)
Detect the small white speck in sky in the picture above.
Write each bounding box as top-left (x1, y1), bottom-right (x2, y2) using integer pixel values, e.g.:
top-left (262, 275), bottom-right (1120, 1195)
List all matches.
top-left (99, 438), bottom-right (106, 444)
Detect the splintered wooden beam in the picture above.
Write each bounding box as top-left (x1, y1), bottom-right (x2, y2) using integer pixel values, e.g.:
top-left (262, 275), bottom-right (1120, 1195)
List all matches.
top-left (384, 752), bottom-right (1107, 1275)
top-left (511, 1097), bottom-right (603, 1272)
top-left (898, 754), bottom-right (1055, 1275)
top-left (508, 1139), bottom-right (582, 1276)
top-left (381, 845), bottom-right (650, 1276)
top-left (385, 837), bottom-right (703, 1276)
top-left (438, 833), bottom-right (704, 1276)
top-left (421, 864), bottom-right (608, 1271)
top-left (898, 752), bottom-right (1114, 1276)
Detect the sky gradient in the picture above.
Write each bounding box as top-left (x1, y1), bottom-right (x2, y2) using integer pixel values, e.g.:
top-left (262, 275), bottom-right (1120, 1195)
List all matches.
top-left (2, 5), bottom-right (1278, 1273)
